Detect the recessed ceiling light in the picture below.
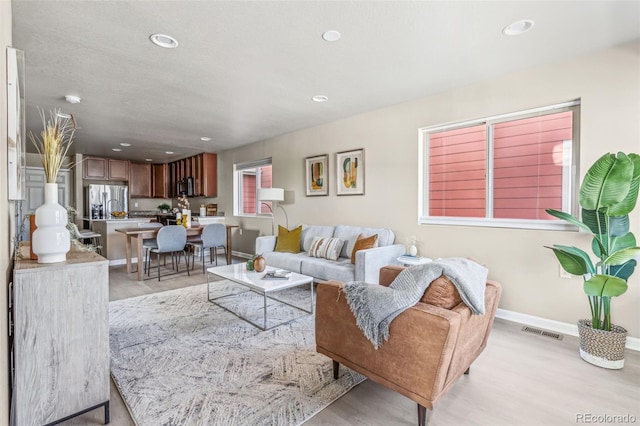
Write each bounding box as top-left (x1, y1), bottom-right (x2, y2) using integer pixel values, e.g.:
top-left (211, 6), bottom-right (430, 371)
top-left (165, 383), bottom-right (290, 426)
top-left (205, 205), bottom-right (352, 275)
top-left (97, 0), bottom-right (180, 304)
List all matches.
top-left (119, 143), bottom-right (131, 147)
top-left (502, 19), bottom-right (535, 36)
top-left (150, 34), bottom-right (179, 48)
top-left (112, 148), bottom-right (122, 152)
top-left (322, 30), bottom-right (341, 42)
top-left (312, 95), bottom-right (328, 102)
top-left (65, 95), bottom-right (81, 104)
top-left (165, 151), bottom-right (174, 155)
top-left (145, 158), bottom-right (153, 162)
top-left (200, 137), bottom-right (211, 141)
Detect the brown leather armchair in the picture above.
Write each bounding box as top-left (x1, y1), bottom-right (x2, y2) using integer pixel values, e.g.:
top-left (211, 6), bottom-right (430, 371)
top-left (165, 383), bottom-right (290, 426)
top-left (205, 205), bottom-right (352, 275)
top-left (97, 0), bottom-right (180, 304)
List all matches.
top-left (315, 265), bottom-right (502, 425)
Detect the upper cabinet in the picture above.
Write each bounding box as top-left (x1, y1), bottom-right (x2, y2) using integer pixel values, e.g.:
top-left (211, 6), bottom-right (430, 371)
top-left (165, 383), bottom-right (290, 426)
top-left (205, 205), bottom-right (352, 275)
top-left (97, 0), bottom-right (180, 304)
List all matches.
top-left (83, 156), bottom-right (130, 181)
top-left (168, 153), bottom-right (217, 198)
top-left (152, 163), bottom-right (168, 198)
top-left (129, 162), bottom-right (152, 198)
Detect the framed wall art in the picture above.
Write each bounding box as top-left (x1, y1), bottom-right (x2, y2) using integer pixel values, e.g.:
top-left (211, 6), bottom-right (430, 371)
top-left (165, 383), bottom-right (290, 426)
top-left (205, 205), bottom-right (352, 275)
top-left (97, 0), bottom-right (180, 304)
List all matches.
top-left (336, 148), bottom-right (364, 196)
top-left (305, 154), bottom-right (328, 196)
top-left (7, 47), bottom-right (26, 200)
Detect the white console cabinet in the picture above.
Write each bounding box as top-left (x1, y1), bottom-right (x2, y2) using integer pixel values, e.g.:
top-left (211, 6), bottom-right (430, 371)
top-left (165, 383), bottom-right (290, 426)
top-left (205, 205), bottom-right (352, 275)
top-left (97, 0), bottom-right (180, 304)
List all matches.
top-left (11, 243), bottom-right (110, 425)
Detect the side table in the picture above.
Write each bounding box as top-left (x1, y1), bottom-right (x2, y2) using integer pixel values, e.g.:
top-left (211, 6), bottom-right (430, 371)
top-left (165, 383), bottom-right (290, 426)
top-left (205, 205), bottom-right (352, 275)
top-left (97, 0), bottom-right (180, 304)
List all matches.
top-left (397, 255), bottom-right (432, 266)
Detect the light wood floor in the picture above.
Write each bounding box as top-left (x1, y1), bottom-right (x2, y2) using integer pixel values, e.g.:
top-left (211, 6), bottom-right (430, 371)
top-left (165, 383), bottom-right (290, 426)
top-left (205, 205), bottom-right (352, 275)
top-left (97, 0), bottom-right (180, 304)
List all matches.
top-left (64, 260), bottom-right (640, 425)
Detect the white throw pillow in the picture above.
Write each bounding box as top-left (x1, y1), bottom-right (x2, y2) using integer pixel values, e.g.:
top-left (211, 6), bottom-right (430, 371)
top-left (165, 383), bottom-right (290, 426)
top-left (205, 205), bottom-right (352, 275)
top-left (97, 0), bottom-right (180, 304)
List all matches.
top-left (308, 237), bottom-right (345, 261)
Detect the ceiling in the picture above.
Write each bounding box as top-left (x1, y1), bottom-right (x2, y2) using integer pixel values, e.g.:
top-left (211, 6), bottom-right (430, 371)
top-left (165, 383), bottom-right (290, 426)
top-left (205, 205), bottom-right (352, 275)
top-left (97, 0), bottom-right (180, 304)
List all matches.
top-left (11, 1), bottom-right (640, 163)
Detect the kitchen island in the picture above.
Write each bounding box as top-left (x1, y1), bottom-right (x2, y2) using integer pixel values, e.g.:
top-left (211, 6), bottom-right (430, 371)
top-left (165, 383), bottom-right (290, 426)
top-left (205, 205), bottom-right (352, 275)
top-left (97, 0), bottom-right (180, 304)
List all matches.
top-left (91, 218), bottom-right (155, 264)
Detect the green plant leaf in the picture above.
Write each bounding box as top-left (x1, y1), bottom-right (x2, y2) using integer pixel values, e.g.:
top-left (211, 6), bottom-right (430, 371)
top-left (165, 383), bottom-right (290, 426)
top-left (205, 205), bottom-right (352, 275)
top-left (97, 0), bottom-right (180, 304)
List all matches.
top-left (579, 152), bottom-right (633, 211)
top-left (581, 209), bottom-right (629, 237)
top-left (604, 247), bottom-right (640, 266)
top-left (610, 259), bottom-right (637, 281)
top-left (545, 209), bottom-right (592, 233)
top-left (584, 274), bottom-right (628, 298)
top-left (546, 245), bottom-right (594, 275)
top-left (592, 232), bottom-right (636, 258)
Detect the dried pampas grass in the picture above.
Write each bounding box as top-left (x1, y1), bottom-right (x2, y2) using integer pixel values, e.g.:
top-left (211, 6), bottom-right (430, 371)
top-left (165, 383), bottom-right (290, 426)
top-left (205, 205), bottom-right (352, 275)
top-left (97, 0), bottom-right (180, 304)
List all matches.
top-left (29, 108), bottom-right (77, 183)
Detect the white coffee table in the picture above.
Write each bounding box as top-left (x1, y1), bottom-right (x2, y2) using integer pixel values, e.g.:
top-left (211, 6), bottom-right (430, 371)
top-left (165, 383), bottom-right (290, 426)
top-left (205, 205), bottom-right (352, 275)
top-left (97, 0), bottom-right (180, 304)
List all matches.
top-left (206, 263), bottom-right (314, 331)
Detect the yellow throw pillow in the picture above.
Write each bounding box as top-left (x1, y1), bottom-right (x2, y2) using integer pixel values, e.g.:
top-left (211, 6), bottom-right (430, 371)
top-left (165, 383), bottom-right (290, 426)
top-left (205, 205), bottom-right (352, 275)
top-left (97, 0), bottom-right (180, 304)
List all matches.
top-left (274, 225), bottom-right (302, 253)
top-left (351, 233), bottom-right (379, 264)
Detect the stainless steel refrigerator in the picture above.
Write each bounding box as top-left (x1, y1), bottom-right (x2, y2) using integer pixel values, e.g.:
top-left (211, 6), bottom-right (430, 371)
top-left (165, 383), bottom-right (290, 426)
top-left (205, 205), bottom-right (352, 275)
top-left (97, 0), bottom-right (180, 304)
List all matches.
top-left (85, 184), bottom-right (128, 219)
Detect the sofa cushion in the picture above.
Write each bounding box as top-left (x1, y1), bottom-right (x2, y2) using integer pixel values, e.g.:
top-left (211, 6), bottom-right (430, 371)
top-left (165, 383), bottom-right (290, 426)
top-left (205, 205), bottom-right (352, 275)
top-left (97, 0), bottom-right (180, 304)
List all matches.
top-left (301, 225), bottom-right (336, 252)
top-left (300, 257), bottom-right (355, 282)
top-left (334, 225), bottom-right (395, 258)
top-left (421, 275), bottom-right (463, 309)
top-left (274, 225), bottom-right (302, 253)
top-left (350, 233), bottom-right (379, 264)
top-left (308, 237), bottom-right (345, 261)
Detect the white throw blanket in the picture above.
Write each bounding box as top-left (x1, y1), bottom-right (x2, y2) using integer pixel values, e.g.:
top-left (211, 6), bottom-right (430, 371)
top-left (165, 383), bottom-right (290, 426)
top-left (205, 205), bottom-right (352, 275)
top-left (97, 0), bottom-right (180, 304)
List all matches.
top-left (343, 258), bottom-right (488, 349)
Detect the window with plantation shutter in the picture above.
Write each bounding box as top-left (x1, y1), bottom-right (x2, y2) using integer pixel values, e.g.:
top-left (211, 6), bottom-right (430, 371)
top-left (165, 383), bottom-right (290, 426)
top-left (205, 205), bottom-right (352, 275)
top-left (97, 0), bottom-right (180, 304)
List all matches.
top-left (419, 101), bottom-right (580, 230)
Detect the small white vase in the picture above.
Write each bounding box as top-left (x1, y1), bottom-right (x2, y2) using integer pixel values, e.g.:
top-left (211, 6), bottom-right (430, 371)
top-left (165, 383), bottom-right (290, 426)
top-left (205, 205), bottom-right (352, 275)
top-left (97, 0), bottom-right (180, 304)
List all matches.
top-left (32, 183), bottom-right (70, 263)
top-left (408, 244), bottom-right (418, 256)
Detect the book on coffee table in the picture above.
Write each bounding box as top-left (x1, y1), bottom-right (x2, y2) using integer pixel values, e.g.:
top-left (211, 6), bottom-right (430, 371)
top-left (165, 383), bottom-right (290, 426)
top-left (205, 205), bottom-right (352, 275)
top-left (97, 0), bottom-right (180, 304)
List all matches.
top-left (262, 270), bottom-right (292, 280)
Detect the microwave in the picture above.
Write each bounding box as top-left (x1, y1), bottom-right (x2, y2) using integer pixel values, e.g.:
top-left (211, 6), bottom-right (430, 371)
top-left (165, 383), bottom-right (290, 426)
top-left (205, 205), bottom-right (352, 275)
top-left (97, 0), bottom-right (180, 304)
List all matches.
top-left (177, 177), bottom-right (194, 197)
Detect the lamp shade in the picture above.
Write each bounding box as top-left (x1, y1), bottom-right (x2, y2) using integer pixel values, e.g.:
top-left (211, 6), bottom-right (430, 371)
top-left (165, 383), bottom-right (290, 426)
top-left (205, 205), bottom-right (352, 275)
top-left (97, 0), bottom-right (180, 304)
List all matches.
top-left (258, 187), bottom-right (284, 202)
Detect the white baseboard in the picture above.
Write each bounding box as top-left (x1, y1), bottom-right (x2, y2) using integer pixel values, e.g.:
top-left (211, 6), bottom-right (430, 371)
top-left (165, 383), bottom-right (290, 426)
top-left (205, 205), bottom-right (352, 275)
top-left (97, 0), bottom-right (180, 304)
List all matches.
top-left (496, 308), bottom-right (640, 352)
top-left (109, 258), bottom-right (132, 266)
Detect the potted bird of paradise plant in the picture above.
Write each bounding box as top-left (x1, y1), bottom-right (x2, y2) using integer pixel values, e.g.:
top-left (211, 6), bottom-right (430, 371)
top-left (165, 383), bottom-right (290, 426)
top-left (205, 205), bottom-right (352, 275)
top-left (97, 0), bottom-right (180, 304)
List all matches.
top-left (546, 152), bottom-right (639, 369)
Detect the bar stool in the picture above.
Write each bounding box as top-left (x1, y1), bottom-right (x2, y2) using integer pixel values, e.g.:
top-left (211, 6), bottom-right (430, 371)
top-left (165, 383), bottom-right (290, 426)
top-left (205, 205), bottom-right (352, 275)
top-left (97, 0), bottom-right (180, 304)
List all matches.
top-left (70, 223), bottom-right (103, 255)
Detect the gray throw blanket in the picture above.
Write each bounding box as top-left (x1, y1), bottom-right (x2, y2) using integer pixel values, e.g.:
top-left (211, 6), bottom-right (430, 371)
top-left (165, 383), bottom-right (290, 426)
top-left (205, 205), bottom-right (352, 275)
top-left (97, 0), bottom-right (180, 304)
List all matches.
top-left (343, 257), bottom-right (488, 349)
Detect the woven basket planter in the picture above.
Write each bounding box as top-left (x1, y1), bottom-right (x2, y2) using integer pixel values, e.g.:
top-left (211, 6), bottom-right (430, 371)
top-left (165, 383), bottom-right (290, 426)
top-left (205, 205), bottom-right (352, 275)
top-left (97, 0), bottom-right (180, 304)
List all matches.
top-left (577, 319), bottom-right (627, 369)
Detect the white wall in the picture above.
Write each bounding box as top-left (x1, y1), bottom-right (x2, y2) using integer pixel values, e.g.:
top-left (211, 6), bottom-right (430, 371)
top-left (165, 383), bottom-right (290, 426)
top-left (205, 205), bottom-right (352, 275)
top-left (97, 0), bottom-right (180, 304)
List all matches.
top-left (1, 1), bottom-right (13, 422)
top-left (218, 40), bottom-right (640, 338)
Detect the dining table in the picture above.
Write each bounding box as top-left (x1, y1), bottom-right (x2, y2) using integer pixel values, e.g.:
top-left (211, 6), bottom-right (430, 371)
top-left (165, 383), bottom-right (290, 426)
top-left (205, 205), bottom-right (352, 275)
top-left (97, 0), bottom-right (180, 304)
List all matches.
top-left (115, 224), bottom-right (238, 281)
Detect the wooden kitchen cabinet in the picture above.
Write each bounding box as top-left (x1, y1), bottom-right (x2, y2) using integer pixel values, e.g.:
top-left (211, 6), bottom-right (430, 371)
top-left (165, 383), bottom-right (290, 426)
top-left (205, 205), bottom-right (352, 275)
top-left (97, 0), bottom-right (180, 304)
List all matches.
top-left (83, 156), bottom-right (108, 179)
top-left (108, 158), bottom-right (129, 180)
top-left (200, 153), bottom-right (217, 197)
top-left (83, 156), bottom-right (130, 181)
top-left (152, 163), bottom-right (168, 198)
top-left (130, 162), bottom-right (152, 197)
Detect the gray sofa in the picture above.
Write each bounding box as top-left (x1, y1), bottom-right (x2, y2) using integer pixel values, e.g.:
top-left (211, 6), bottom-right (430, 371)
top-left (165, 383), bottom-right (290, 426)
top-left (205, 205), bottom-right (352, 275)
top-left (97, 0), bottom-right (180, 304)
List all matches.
top-left (254, 224), bottom-right (405, 284)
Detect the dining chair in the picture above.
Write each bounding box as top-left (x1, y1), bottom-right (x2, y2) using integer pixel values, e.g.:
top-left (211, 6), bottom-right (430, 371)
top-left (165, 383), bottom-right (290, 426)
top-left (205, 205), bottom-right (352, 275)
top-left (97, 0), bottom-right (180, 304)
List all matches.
top-left (187, 223), bottom-right (227, 273)
top-left (138, 222), bottom-right (163, 274)
top-left (148, 225), bottom-right (190, 281)
top-left (69, 223), bottom-right (103, 254)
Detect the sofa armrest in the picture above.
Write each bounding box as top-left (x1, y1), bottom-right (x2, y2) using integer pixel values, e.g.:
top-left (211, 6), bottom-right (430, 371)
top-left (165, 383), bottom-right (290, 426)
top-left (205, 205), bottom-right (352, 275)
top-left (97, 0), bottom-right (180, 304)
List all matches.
top-left (354, 244), bottom-right (406, 284)
top-left (255, 235), bottom-right (277, 254)
top-left (315, 281), bottom-right (461, 408)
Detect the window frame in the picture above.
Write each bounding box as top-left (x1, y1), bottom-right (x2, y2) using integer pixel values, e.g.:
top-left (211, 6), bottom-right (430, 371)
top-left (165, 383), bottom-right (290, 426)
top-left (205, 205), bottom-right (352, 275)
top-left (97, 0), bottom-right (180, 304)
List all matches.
top-left (233, 158), bottom-right (273, 218)
top-left (418, 100), bottom-right (581, 231)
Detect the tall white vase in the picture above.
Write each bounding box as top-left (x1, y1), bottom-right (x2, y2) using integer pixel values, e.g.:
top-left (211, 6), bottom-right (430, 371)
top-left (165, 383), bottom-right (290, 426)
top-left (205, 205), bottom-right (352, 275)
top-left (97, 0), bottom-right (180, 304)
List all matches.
top-left (32, 183), bottom-right (70, 263)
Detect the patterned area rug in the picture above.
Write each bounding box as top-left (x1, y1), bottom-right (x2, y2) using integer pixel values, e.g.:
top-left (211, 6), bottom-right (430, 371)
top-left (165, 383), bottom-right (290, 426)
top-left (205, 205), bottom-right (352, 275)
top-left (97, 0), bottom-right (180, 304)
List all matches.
top-left (109, 281), bottom-right (364, 426)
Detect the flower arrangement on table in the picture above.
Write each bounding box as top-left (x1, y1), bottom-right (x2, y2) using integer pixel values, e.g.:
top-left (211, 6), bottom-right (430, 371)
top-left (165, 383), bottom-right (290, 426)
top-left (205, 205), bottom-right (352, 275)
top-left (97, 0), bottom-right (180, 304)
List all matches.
top-left (29, 108), bottom-right (77, 183)
top-left (177, 195), bottom-right (191, 227)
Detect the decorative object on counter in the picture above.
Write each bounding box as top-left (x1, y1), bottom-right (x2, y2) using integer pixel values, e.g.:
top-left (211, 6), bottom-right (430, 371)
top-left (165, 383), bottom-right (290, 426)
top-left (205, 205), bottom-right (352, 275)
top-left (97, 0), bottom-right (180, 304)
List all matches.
top-left (206, 204), bottom-right (218, 216)
top-left (29, 108), bottom-right (77, 263)
top-left (406, 235), bottom-right (419, 256)
top-left (200, 204), bottom-right (206, 217)
top-left (158, 203), bottom-right (171, 213)
top-left (253, 254), bottom-right (266, 272)
top-left (111, 211), bottom-right (127, 218)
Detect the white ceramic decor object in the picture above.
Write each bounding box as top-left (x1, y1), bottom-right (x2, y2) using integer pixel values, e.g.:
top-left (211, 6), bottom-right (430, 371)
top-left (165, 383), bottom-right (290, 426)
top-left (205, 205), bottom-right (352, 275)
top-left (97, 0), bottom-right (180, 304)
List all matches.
top-left (32, 183), bottom-right (70, 263)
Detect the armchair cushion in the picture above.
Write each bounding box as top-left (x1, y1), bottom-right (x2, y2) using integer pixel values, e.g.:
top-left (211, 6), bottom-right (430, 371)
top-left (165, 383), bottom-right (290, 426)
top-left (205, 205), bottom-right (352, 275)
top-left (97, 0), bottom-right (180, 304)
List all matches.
top-left (422, 275), bottom-right (463, 309)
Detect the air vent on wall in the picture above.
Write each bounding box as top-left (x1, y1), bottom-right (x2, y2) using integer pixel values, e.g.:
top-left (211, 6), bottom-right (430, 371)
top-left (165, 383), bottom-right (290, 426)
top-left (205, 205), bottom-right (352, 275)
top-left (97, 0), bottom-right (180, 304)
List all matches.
top-left (521, 326), bottom-right (563, 341)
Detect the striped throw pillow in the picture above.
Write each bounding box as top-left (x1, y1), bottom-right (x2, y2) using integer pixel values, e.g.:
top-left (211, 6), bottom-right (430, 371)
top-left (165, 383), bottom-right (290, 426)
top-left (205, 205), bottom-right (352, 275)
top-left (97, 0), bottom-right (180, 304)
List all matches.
top-left (308, 237), bottom-right (345, 261)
